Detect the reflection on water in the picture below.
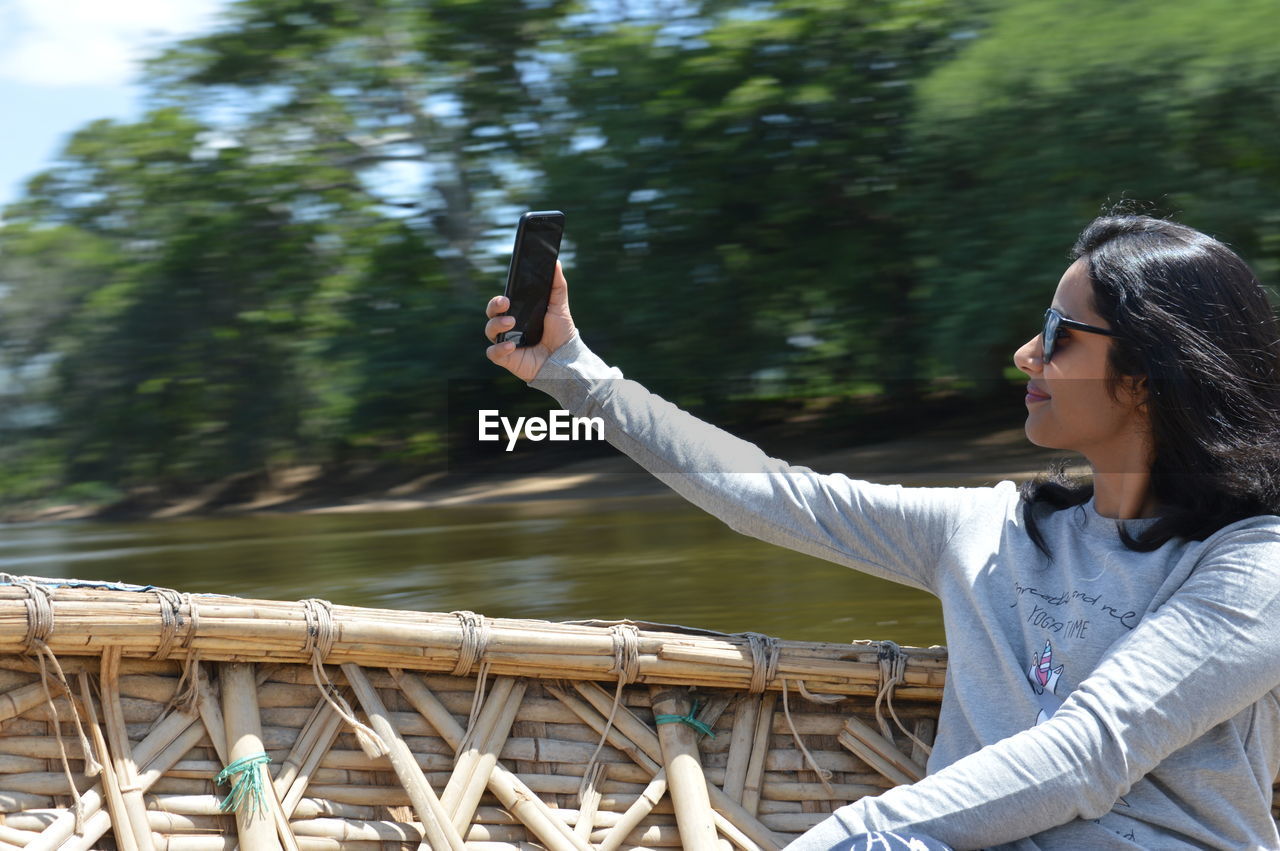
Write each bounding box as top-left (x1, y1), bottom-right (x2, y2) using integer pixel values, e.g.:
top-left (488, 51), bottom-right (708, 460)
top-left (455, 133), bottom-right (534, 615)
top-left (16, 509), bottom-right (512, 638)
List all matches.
top-left (1, 493), bottom-right (945, 646)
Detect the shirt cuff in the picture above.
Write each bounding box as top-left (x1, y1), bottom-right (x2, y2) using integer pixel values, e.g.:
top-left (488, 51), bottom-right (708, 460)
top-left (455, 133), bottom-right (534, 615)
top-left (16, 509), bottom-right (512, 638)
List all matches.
top-left (526, 331), bottom-right (623, 412)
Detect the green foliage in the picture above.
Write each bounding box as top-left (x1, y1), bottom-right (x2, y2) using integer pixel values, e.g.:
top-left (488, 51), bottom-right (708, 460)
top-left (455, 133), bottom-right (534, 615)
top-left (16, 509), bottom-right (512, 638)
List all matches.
top-left (901, 0), bottom-right (1280, 377)
top-left (541, 0), bottom-right (986, 400)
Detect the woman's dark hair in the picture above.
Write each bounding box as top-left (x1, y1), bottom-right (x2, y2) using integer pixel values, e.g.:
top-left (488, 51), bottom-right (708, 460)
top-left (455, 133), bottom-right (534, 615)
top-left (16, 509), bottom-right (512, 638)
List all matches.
top-left (1020, 213), bottom-right (1280, 555)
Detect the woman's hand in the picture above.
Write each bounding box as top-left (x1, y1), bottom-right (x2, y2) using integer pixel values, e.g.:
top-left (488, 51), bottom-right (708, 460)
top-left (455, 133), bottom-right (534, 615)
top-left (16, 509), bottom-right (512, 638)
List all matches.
top-left (484, 261), bottom-right (577, 383)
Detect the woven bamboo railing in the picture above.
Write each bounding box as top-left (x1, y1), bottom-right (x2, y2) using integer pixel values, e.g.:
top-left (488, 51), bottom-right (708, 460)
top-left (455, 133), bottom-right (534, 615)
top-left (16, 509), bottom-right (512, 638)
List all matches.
top-left (0, 575), bottom-right (1268, 849)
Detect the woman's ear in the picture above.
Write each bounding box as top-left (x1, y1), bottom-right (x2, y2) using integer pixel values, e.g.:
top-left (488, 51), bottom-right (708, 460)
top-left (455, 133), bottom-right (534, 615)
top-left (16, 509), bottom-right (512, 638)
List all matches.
top-left (1120, 374), bottom-right (1150, 410)
top-left (1132, 376), bottom-right (1151, 410)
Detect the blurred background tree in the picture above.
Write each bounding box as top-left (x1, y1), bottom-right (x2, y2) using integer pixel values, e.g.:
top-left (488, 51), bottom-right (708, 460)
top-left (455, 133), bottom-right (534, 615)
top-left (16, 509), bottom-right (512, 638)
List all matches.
top-left (2, 0), bottom-right (1278, 509)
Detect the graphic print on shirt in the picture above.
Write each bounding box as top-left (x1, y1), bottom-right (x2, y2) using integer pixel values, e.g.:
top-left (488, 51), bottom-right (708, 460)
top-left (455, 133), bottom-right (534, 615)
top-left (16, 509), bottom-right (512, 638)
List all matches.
top-left (1027, 639), bottom-right (1065, 725)
top-left (1026, 638), bottom-right (1133, 810)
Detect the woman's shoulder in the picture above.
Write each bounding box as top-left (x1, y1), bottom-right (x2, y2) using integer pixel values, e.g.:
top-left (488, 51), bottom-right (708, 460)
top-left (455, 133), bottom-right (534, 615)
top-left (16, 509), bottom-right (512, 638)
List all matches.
top-left (1203, 512), bottom-right (1280, 544)
top-left (1187, 513), bottom-right (1280, 578)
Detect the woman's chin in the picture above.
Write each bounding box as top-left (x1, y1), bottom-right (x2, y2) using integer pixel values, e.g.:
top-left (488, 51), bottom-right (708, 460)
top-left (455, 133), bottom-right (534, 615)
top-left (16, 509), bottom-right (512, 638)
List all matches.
top-left (1023, 419), bottom-right (1064, 451)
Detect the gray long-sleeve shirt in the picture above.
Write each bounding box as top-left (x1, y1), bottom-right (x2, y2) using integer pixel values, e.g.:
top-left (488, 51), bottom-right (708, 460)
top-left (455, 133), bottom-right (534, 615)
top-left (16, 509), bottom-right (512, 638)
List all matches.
top-left (528, 332), bottom-right (1280, 850)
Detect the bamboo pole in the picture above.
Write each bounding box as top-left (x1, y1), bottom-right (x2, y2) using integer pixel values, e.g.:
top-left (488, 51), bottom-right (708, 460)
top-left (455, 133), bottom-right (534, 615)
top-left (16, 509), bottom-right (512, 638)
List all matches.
top-left (439, 677), bottom-right (516, 816)
top-left (0, 681), bottom-right (65, 726)
top-left (271, 697), bottom-right (331, 800)
top-left (742, 693), bottom-right (775, 815)
top-left (0, 791), bottom-right (53, 813)
top-left (722, 696), bottom-right (759, 805)
top-left (0, 822), bottom-right (37, 845)
top-left (591, 822), bottom-right (733, 848)
top-left (0, 590), bottom-right (947, 698)
top-left (837, 716), bottom-right (923, 785)
top-left (142, 793), bottom-right (375, 821)
top-left (649, 688), bottom-right (719, 851)
top-left (24, 705), bottom-right (205, 851)
top-left (219, 662), bottom-right (283, 851)
top-left (339, 663), bottom-right (465, 851)
top-left (196, 667), bottom-right (229, 766)
top-left (145, 809), bottom-right (226, 831)
top-left (391, 669), bottom-right (591, 851)
top-left (911, 717), bottom-right (935, 768)
top-left (574, 763), bottom-right (604, 842)
top-left (567, 682), bottom-right (781, 850)
top-left (79, 672), bottom-right (139, 851)
top-left (596, 771), bottom-right (667, 851)
top-left (102, 647), bottom-right (158, 851)
top-left (278, 702), bottom-right (345, 818)
top-left (50, 808), bottom-right (114, 851)
top-left (447, 678), bottom-right (526, 833)
top-left (268, 780), bottom-right (303, 851)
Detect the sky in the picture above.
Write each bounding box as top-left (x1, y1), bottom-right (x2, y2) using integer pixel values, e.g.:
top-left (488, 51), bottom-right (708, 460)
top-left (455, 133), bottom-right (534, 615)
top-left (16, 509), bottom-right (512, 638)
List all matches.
top-left (0, 0), bottom-right (228, 208)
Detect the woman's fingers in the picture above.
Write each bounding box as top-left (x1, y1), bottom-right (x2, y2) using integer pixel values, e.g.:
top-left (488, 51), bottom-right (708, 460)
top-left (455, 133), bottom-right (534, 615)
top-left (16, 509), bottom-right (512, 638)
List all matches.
top-left (485, 294), bottom-right (509, 319)
top-left (485, 339), bottom-right (517, 364)
top-left (484, 313), bottom-right (515, 343)
top-left (548, 262), bottom-right (568, 307)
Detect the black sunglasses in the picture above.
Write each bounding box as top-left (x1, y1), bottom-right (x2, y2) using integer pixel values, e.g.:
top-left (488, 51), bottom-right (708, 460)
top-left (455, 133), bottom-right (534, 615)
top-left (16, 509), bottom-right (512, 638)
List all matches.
top-left (1042, 307), bottom-right (1119, 363)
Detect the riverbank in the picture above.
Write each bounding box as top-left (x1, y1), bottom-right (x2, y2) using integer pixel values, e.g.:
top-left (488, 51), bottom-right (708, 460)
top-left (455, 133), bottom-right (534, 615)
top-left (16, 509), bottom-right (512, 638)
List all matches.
top-left (7, 408), bottom-right (1081, 524)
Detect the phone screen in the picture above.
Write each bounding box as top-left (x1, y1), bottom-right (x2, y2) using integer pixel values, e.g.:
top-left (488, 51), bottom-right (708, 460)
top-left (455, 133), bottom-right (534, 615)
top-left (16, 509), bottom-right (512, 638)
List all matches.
top-left (502, 212), bottom-right (564, 347)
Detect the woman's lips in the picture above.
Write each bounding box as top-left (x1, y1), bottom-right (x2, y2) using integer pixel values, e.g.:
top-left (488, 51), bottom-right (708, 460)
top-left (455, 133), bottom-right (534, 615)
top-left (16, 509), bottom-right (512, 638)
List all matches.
top-left (1026, 384), bottom-right (1051, 403)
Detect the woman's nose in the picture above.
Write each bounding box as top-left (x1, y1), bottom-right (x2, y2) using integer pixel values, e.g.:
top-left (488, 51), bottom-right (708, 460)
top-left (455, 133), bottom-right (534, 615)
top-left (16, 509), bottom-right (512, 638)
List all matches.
top-left (1014, 335), bottom-right (1042, 374)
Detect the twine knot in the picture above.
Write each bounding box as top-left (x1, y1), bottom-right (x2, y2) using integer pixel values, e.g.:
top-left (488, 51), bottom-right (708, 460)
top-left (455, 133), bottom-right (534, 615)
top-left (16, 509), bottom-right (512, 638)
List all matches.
top-left (873, 639), bottom-right (932, 758)
top-left (743, 632), bottom-right (780, 694)
top-left (215, 753), bottom-right (272, 816)
top-left (655, 700), bottom-right (716, 738)
top-left (451, 610), bottom-right (490, 676)
top-left (608, 623), bottom-right (640, 684)
top-left (301, 598), bottom-right (388, 759)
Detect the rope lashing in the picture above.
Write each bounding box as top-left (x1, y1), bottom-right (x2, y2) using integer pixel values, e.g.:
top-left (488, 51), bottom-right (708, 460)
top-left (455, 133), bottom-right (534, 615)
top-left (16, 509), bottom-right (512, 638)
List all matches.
top-left (453, 611), bottom-right (495, 759)
top-left (151, 588), bottom-right (200, 656)
top-left (152, 588), bottom-right (204, 714)
top-left (608, 622), bottom-right (641, 683)
top-left (457, 659), bottom-right (492, 759)
top-left (7, 579), bottom-right (91, 830)
top-left (743, 632), bottom-right (780, 694)
top-left (796, 678), bottom-right (846, 705)
top-left (782, 678), bottom-right (835, 795)
top-left (214, 753), bottom-right (272, 816)
top-left (874, 640), bottom-right (932, 757)
top-left (0, 574), bottom-right (103, 830)
top-left (654, 700), bottom-right (716, 738)
top-left (152, 588), bottom-right (183, 661)
top-left (452, 610), bottom-right (491, 676)
top-left (301, 598), bottom-right (387, 758)
top-left (579, 623), bottom-right (641, 802)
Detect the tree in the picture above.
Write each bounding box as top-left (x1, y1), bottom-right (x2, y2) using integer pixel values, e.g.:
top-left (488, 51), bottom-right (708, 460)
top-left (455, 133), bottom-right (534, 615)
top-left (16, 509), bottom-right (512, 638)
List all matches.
top-left (900, 0), bottom-right (1280, 380)
top-left (1, 110), bottom-right (346, 489)
top-left (538, 0), bottom-right (991, 403)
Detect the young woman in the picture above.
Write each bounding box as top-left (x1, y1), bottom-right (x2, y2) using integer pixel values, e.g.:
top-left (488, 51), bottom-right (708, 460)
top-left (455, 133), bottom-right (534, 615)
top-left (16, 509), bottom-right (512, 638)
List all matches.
top-left (482, 214), bottom-right (1280, 850)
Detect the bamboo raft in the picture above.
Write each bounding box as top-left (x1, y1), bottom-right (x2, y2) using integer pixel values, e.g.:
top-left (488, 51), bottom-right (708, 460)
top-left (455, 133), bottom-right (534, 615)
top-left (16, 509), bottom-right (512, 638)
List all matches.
top-left (0, 575), bottom-right (1271, 849)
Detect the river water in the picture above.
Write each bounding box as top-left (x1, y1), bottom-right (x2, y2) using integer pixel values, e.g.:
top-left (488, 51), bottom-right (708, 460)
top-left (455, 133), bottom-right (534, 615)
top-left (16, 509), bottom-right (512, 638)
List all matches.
top-left (0, 492), bottom-right (945, 647)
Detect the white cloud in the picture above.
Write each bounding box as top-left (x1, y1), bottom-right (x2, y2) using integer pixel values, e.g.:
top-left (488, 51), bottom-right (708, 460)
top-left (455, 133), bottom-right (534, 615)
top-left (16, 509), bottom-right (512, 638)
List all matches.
top-left (0, 0), bottom-right (226, 87)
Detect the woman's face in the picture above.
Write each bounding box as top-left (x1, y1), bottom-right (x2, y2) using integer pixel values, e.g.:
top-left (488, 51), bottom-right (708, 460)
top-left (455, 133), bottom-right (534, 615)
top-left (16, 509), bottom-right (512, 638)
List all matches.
top-left (1013, 258), bottom-right (1150, 471)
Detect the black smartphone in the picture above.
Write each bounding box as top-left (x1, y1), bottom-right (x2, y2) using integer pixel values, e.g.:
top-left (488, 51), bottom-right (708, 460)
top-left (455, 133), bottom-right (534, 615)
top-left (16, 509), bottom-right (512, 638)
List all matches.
top-left (498, 210), bottom-right (565, 347)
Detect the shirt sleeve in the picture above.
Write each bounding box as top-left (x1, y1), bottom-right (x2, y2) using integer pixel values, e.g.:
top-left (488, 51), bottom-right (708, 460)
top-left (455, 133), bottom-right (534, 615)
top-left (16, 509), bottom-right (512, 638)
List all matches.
top-left (785, 526), bottom-right (1280, 849)
top-left (526, 332), bottom-right (999, 594)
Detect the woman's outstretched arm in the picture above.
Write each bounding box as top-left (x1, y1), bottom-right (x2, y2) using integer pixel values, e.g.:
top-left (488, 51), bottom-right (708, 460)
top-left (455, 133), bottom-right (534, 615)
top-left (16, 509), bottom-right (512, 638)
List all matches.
top-left (485, 264), bottom-right (1008, 593)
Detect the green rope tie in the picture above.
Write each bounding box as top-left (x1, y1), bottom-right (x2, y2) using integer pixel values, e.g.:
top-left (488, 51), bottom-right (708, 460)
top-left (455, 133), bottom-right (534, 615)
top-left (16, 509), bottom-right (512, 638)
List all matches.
top-left (654, 700), bottom-right (716, 738)
top-left (214, 753), bottom-right (272, 816)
